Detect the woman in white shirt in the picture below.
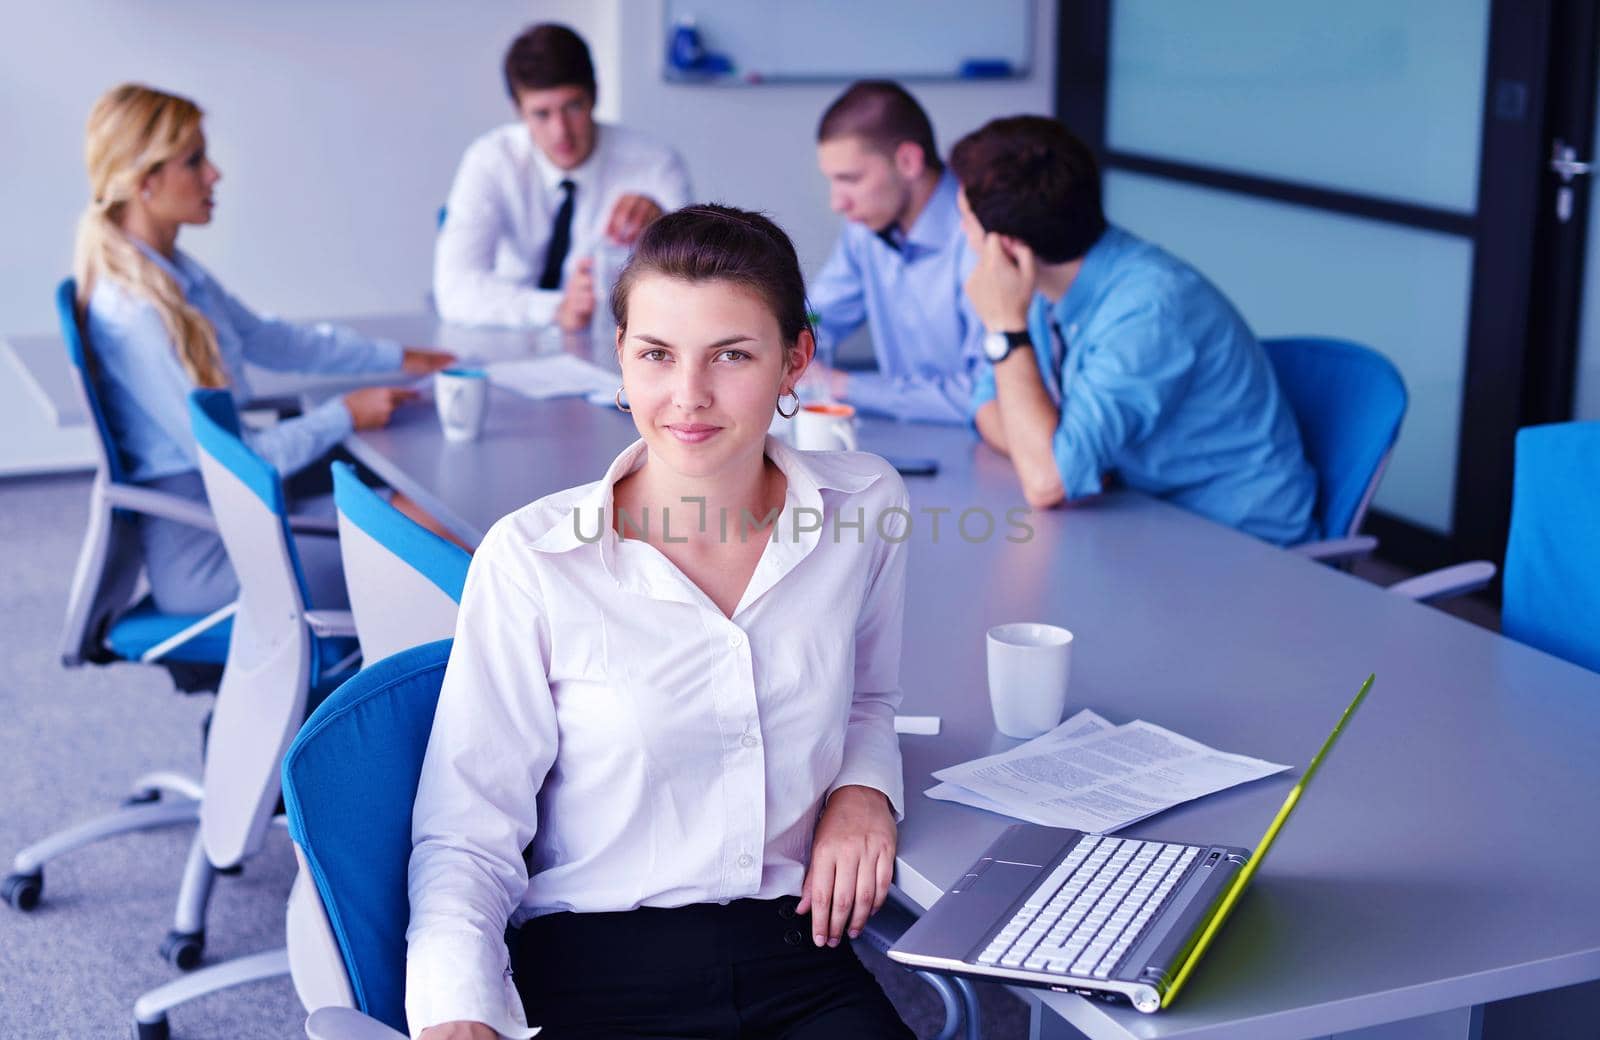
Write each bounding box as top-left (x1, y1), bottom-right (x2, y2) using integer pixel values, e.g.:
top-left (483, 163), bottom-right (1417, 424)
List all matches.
top-left (73, 83), bottom-right (457, 613)
top-left (408, 205), bottom-right (915, 1039)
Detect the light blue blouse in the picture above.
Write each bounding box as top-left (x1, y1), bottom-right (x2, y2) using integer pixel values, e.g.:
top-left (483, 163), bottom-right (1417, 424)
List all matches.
top-left (86, 244), bottom-right (403, 483)
top-left (973, 226), bottom-right (1317, 546)
top-left (808, 172), bottom-right (986, 425)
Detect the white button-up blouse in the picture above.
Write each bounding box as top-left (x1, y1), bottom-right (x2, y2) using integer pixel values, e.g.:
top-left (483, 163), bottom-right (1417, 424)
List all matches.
top-left (404, 437), bottom-right (909, 1037)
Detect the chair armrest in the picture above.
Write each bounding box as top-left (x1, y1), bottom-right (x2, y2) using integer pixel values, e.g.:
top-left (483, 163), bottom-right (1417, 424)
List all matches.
top-left (102, 484), bottom-right (217, 532)
top-left (1288, 535), bottom-right (1378, 564)
top-left (1387, 561), bottom-right (1497, 604)
top-left (305, 610), bottom-right (358, 638)
top-left (289, 513), bottom-right (341, 537)
top-left (241, 394), bottom-right (303, 417)
top-left (304, 1007), bottom-right (408, 1040)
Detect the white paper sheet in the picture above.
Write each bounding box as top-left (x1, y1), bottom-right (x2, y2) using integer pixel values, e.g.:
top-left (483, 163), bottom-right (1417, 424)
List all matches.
top-left (926, 710), bottom-right (1288, 833)
top-left (487, 355), bottom-right (617, 401)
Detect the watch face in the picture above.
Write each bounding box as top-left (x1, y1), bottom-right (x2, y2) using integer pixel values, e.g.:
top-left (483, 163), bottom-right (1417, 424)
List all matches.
top-left (984, 331), bottom-right (1010, 362)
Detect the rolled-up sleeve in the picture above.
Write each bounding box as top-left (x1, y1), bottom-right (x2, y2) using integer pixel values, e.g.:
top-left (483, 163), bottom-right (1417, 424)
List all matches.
top-left (827, 483), bottom-right (908, 819)
top-left (1053, 299), bottom-right (1195, 501)
top-left (807, 235), bottom-right (867, 367)
top-left (405, 535), bottom-right (558, 1038)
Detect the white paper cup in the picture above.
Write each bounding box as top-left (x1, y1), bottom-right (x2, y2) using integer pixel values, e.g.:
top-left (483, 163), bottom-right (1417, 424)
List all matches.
top-left (793, 402), bottom-right (857, 452)
top-left (435, 368), bottom-right (489, 442)
top-left (986, 622), bottom-right (1074, 738)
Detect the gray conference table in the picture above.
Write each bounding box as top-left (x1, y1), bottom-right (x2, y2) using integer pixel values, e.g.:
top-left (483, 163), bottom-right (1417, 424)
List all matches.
top-left (335, 314), bottom-right (1600, 1040)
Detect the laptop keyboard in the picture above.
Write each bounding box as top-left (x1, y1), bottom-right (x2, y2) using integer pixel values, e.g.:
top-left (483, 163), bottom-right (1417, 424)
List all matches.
top-left (974, 835), bottom-right (1200, 980)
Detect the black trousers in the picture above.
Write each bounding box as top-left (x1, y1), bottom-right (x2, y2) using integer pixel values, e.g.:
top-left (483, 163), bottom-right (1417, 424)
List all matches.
top-left (507, 897), bottom-right (915, 1040)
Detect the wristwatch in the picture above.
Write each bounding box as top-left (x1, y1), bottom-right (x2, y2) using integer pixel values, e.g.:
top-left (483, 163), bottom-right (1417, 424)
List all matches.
top-left (983, 329), bottom-right (1033, 364)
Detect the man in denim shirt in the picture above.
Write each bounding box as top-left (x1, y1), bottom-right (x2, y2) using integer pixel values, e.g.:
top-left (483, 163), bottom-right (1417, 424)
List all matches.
top-left (953, 116), bottom-right (1316, 545)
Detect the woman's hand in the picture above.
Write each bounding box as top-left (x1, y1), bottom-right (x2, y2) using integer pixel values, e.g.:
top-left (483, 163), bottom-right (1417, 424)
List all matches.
top-left (403, 347), bottom-right (457, 375)
top-left (418, 1022), bottom-right (498, 1040)
top-left (343, 386), bottom-right (418, 430)
top-left (796, 784), bottom-right (896, 947)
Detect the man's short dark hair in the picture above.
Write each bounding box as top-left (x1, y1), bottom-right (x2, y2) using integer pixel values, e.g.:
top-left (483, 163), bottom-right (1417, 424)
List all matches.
top-left (503, 23), bottom-right (597, 104)
top-left (817, 80), bottom-right (942, 173)
top-left (949, 116), bottom-right (1106, 264)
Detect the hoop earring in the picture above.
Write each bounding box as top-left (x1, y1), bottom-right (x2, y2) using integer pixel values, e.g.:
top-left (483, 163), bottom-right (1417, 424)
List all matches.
top-left (614, 386), bottom-right (631, 413)
top-left (775, 390), bottom-right (800, 419)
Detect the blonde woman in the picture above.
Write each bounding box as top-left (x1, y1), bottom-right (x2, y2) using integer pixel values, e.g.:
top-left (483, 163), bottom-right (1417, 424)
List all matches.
top-left (75, 83), bottom-right (456, 613)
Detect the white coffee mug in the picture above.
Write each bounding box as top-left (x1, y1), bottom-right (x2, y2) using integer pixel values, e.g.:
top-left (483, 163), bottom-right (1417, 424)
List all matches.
top-left (793, 402), bottom-right (858, 452)
top-left (986, 622), bottom-right (1074, 738)
top-left (435, 368), bottom-right (489, 443)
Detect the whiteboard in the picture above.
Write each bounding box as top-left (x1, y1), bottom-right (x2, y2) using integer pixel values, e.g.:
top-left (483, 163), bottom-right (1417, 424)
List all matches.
top-left (662, 0), bottom-right (1032, 83)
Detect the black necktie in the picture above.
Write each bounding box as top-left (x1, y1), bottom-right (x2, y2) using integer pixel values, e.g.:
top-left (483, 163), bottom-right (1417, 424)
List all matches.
top-left (1048, 321), bottom-right (1070, 404)
top-left (538, 179), bottom-right (576, 290)
top-left (877, 226), bottom-right (903, 253)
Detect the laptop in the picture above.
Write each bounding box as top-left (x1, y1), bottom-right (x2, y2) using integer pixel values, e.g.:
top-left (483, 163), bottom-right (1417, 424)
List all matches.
top-left (888, 675), bottom-right (1375, 1014)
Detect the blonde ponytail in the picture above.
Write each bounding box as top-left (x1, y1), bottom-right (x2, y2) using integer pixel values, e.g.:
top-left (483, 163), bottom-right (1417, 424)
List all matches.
top-left (73, 84), bottom-right (227, 389)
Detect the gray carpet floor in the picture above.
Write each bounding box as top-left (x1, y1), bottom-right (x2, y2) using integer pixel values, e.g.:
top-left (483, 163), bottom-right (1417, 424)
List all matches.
top-left (0, 472), bottom-right (1034, 1039)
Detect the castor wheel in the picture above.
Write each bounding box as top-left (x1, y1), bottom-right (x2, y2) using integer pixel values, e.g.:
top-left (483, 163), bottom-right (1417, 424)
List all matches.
top-left (122, 789), bottom-right (161, 807)
top-left (159, 928), bottom-right (205, 971)
top-left (2, 870), bottom-right (43, 912)
top-left (132, 1015), bottom-right (169, 1040)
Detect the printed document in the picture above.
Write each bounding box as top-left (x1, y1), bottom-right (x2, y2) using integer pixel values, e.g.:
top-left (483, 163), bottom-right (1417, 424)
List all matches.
top-left (488, 355), bottom-right (617, 401)
top-left (926, 710), bottom-right (1288, 832)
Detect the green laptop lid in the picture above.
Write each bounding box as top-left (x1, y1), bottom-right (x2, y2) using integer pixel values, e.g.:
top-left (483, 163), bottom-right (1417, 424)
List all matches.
top-left (1162, 673), bottom-right (1376, 1008)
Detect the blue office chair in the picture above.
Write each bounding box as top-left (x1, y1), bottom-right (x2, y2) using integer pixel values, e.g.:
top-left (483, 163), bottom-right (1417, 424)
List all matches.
top-left (129, 389), bottom-right (362, 1039)
top-left (3, 279), bottom-right (234, 968)
top-left (331, 461), bottom-right (469, 663)
top-left (1391, 422), bottom-right (1600, 672)
top-left (284, 640), bottom-right (980, 1040)
top-left (1261, 337), bottom-right (1407, 562)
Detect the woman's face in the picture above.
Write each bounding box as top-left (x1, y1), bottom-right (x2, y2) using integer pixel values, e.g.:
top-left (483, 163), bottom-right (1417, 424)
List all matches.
top-left (617, 274), bottom-right (812, 484)
top-left (140, 127), bottom-right (221, 227)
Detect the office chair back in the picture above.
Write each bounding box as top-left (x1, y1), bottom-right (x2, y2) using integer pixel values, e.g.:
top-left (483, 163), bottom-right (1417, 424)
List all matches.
top-left (55, 278), bottom-right (231, 681)
top-left (1262, 337), bottom-right (1407, 540)
top-left (283, 639), bottom-right (454, 1033)
top-left (1502, 422), bottom-right (1600, 673)
top-left (190, 388), bottom-right (340, 866)
top-left (332, 462), bottom-right (469, 662)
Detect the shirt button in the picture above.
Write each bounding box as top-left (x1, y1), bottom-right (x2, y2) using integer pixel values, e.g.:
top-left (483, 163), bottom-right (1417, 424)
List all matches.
top-left (737, 853), bottom-right (754, 868)
top-left (741, 734), bottom-right (759, 748)
top-left (728, 632), bottom-right (744, 648)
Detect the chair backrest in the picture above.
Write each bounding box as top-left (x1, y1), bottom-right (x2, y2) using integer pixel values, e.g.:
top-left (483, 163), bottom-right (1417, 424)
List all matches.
top-left (332, 462), bottom-right (469, 662)
top-left (56, 277), bottom-right (143, 667)
top-left (1261, 337), bottom-right (1407, 540)
top-left (1502, 422), bottom-right (1600, 673)
top-left (283, 639), bottom-right (454, 1034)
top-left (189, 388), bottom-right (316, 865)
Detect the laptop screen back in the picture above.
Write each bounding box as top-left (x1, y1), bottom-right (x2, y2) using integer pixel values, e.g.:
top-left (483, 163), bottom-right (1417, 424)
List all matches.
top-left (1160, 673), bottom-right (1376, 1008)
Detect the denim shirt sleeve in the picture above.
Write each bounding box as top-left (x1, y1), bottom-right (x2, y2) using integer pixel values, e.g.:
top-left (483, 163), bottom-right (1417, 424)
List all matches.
top-left (212, 282), bottom-right (402, 374)
top-left (807, 233), bottom-right (867, 367)
top-left (1053, 297), bottom-right (1196, 499)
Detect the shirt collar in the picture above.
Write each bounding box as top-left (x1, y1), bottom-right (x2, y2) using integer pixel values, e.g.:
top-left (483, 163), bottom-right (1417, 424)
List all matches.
top-left (130, 238), bottom-right (202, 296)
top-left (527, 436), bottom-right (885, 611)
top-left (1052, 224), bottom-right (1138, 327)
top-left (530, 124), bottom-right (604, 194)
top-left (900, 170), bottom-right (961, 255)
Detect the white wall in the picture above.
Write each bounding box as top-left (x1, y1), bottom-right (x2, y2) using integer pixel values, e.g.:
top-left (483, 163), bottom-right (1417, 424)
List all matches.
top-left (613, 0), bottom-right (1059, 277)
top-left (0, 0), bottom-right (615, 337)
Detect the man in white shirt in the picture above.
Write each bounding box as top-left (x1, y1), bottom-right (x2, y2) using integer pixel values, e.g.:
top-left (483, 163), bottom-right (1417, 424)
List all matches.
top-left (434, 23), bottom-right (692, 329)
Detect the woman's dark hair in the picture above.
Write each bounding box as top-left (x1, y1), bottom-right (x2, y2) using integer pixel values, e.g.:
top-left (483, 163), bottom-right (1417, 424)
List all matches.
top-left (611, 205), bottom-right (813, 348)
top-left (503, 23), bottom-right (597, 103)
top-left (949, 116), bottom-right (1106, 264)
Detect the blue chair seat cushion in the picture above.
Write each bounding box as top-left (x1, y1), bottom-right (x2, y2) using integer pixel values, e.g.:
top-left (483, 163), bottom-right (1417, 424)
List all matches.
top-left (106, 597), bottom-right (232, 664)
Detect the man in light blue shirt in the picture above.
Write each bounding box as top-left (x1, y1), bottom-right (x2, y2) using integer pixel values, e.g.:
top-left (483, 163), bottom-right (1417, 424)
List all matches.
top-left (951, 116), bottom-right (1316, 545)
top-left (809, 81), bottom-right (984, 424)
